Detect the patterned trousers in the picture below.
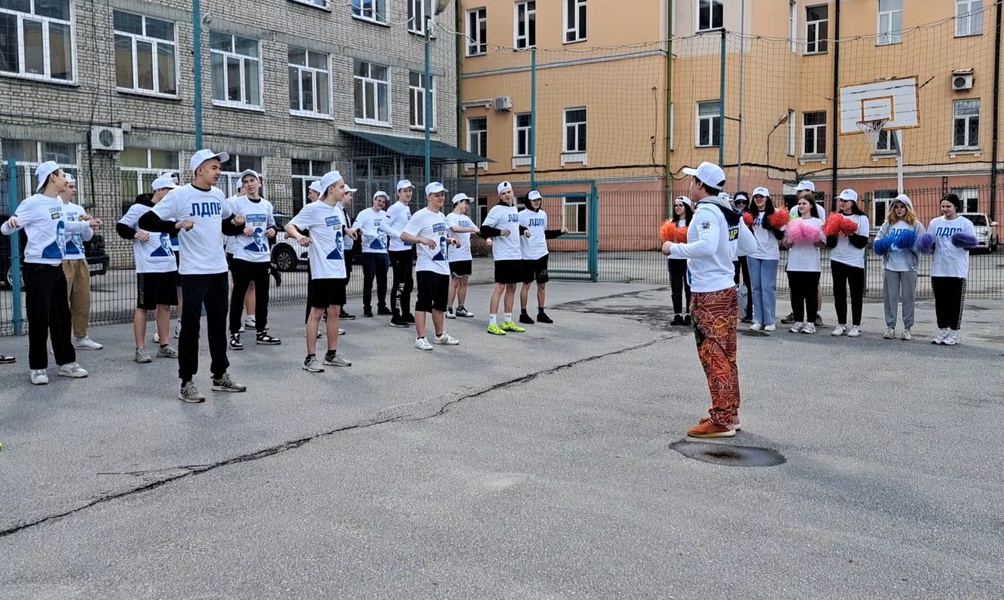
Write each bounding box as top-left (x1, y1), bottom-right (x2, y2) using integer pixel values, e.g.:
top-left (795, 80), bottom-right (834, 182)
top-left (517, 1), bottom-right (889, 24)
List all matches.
top-left (691, 287), bottom-right (741, 426)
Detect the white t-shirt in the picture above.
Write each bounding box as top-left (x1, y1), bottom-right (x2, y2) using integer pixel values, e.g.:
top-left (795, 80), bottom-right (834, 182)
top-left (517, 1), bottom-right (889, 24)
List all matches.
top-left (403, 207), bottom-right (450, 276)
top-left (482, 203), bottom-right (521, 261)
top-left (877, 221), bottom-right (924, 273)
top-left (669, 199), bottom-right (757, 293)
top-left (229, 196), bottom-right (275, 263)
top-left (829, 214), bottom-right (870, 269)
top-left (1, 194), bottom-right (92, 266)
top-left (748, 213), bottom-right (780, 261)
top-left (289, 201), bottom-right (347, 280)
top-left (929, 215), bottom-right (976, 278)
top-left (61, 202), bottom-right (88, 261)
top-left (667, 218), bottom-right (688, 262)
top-left (149, 184), bottom-right (233, 275)
top-left (356, 207), bottom-right (398, 254)
top-left (336, 202), bottom-right (354, 251)
top-left (119, 204), bottom-right (178, 274)
top-left (518, 208), bottom-right (550, 260)
top-left (224, 195), bottom-right (241, 256)
top-left (784, 217), bottom-right (825, 272)
top-left (386, 202), bottom-right (413, 252)
top-left (446, 212), bottom-right (476, 262)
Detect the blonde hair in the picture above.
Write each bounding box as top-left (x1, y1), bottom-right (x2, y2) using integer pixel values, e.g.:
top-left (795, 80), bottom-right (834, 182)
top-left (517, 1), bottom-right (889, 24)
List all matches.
top-left (887, 202), bottom-right (917, 226)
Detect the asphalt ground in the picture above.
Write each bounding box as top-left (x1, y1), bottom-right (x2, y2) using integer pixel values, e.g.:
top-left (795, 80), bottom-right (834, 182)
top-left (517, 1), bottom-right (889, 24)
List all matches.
top-left (1, 282), bottom-right (1002, 599)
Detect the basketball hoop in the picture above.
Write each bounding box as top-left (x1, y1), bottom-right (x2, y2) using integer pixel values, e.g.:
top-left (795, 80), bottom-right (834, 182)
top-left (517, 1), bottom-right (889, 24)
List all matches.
top-left (856, 118), bottom-right (888, 146)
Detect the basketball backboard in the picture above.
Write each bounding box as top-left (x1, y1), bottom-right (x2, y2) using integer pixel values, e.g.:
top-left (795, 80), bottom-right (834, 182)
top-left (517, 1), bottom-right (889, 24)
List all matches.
top-left (838, 77), bottom-right (919, 135)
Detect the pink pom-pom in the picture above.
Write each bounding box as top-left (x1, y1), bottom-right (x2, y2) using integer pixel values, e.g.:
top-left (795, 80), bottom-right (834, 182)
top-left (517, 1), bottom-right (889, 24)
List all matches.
top-left (786, 219), bottom-right (821, 244)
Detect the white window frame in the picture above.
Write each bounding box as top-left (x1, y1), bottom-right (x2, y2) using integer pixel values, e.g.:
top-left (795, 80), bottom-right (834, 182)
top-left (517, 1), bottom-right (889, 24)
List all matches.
top-left (562, 107), bottom-right (587, 165)
top-left (466, 8), bottom-right (487, 56)
top-left (113, 11), bottom-right (177, 97)
top-left (697, 0), bottom-right (723, 32)
top-left (293, 0), bottom-right (329, 9)
top-left (514, 1), bottom-right (536, 50)
top-left (288, 48), bottom-right (331, 119)
top-left (351, 0), bottom-right (388, 24)
top-left (872, 189), bottom-right (898, 225)
top-left (950, 187), bottom-right (981, 212)
top-left (789, 1), bottom-right (797, 52)
top-left (0, 0), bottom-right (75, 83)
top-left (805, 5), bottom-right (828, 55)
top-left (874, 129), bottom-right (899, 155)
top-left (353, 61), bottom-right (391, 126)
top-left (119, 148), bottom-right (180, 198)
top-left (563, 0), bottom-right (587, 44)
top-left (291, 158), bottom-right (330, 212)
top-left (513, 112), bottom-right (532, 168)
top-left (952, 99), bottom-right (980, 150)
top-left (956, 0), bottom-right (984, 37)
top-left (209, 32), bottom-right (262, 110)
top-left (0, 140), bottom-right (80, 202)
top-left (802, 111), bottom-right (827, 157)
top-left (562, 195), bottom-right (587, 234)
top-left (408, 71), bottom-right (436, 131)
top-left (877, 0), bottom-right (903, 46)
top-left (696, 100), bottom-right (721, 148)
top-left (787, 109), bottom-right (796, 156)
top-left (465, 116), bottom-right (488, 171)
top-left (408, 0), bottom-right (433, 35)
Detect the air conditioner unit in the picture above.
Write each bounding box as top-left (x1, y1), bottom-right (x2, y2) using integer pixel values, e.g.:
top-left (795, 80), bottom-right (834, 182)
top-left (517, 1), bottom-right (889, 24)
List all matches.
top-left (952, 70), bottom-right (974, 92)
top-left (493, 96), bottom-right (513, 112)
top-left (90, 126), bottom-right (124, 152)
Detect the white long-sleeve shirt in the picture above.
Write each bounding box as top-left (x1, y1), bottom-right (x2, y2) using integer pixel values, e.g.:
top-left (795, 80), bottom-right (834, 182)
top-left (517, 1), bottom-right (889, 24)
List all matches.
top-left (669, 198), bottom-right (756, 293)
top-left (2, 194), bottom-right (92, 266)
top-left (386, 202), bottom-right (413, 252)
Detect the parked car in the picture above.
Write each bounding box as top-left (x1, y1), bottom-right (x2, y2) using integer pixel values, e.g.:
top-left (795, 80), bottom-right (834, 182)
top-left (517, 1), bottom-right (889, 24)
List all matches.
top-left (270, 212), bottom-right (309, 272)
top-left (0, 214), bottom-right (109, 288)
top-left (960, 213), bottom-right (999, 253)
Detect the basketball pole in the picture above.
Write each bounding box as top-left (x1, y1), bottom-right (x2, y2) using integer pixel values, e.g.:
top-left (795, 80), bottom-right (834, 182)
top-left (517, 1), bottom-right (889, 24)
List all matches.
top-left (895, 130), bottom-right (904, 194)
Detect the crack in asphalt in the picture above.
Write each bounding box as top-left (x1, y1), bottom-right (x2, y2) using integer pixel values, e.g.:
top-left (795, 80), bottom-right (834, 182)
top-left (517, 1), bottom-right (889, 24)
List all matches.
top-left (0, 338), bottom-right (664, 540)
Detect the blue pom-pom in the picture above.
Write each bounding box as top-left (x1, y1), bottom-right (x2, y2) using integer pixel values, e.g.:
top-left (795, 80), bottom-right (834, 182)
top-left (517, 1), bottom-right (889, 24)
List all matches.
top-left (873, 236), bottom-right (893, 256)
top-left (951, 232), bottom-right (979, 249)
top-left (915, 232), bottom-right (936, 254)
top-left (894, 230), bottom-right (917, 249)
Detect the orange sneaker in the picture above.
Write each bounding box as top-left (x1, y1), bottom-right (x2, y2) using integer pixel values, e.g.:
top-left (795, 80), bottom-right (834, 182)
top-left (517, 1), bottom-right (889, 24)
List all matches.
top-left (687, 421), bottom-right (736, 438)
top-left (699, 415), bottom-right (742, 431)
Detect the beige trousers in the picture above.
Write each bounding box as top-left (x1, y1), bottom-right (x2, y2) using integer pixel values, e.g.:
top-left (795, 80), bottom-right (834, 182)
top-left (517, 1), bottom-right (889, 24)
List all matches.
top-left (62, 259), bottom-right (91, 338)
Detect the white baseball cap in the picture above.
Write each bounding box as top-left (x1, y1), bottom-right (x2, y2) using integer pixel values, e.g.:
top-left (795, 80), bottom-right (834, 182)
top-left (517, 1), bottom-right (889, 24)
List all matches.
top-left (837, 189), bottom-right (858, 202)
top-left (344, 185), bottom-right (358, 193)
top-left (451, 192), bottom-right (471, 204)
top-left (425, 182), bottom-right (447, 195)
top-left (308, 181), bottom-right (324, 194)
top-left (317, 170), bottom-right (344, 193)
top-left (396, 179), bottom-right (414, 191)
top-left (238, 169), bottom-right (261, 183)
top-left (151, 175), bottom-right (179, 191)
top-left (527, 190), bottom-right (543, 201)
top-left (373, 191), bottom-right (390, 200)
top-left (34, 161), bottom-right (60, 192)
top-left (752, 186), bottom-right (771, 198)
top-left (734, 191), bottom-right (750, 203)
top-left (497, 181), bottom-right (513, 195)
top-left (892, 193), bottom-right (913, 210)
top-left (190, 149), bottom-right (230, 171)
top-left (682, 162), bottom-right (726, 191)
top-left (675, 196), bottom-right (692, 207)
top-left (794, 180), bottom-right (815, 192)
top-left (64, 172), bottom-right (76, 185)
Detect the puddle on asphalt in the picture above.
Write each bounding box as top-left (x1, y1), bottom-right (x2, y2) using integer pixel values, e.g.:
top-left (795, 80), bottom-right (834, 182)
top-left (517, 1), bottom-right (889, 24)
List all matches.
top-left (670, 440), bottom-right (786, 467)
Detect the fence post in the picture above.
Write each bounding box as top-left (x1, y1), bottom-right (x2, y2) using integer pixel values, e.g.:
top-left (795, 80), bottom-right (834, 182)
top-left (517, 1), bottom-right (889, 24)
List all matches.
top-left (588, 182), bottom-right (599, 281)
top-left (7, 158), bottom-right (23, 335)
top-left (530, 48), bottom-right (537, 189)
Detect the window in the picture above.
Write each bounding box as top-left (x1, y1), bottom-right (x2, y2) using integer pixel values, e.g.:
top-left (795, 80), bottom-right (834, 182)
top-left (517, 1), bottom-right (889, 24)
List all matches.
top-left (802, 111), bottom-right (826, 156)
top-left (294, 0), bottom-right (328, 8)
top-left (953, 99), bottom-right (980, 150)
top-left (564, 108), bottom-right (587, 153)
top-left (292, 159), bottom-right (329, 213)
top-left (563, 196), bottom-right (587, 234)
top-left (789, 2), bottom-right (797, 52)
top-left (873, 189), bottom-right (898, 225)
top-left (515, 1), bottom-right (535, 49)
top-left (467, 117), bottom-right (487, 157)
top-left (113, 12), bottom-right (176, 96)
top-left (956, 0), bottom-right (984, 37)
top-left (877, 0), bottom-right (903, 46)
top-left (476, 196), bottom-right (489, 224)
top-left (1, 140), bottom-right (81, 204)
top-left (564, 0), bottom-right (587, 43)
top-left (875, 129), bottom-right (899, 154)
top-left (409, 71), bottom-right (435, 130)
top-left (119, 148), bottom-right (178, 200)
top-left (352, 0), bottom-right (387, 24)
top-left (466, 8), bottom-right (486, 56)
top-left (353, 61), bottom-right (390, 125)
top-left (805, 6), bottom-right (828, 54)
top-left (514, 113), bottom-right (532, 157)
top-left (209, 32), bottom-right (261, 108)
top-left (288, 48), bottom-right (330, 118)
top-left (696, 101), bottom-right (721, 148)
top-left (951, 187), bottom-right (980, 212)
top-left (408, 0), bottom-right (433, 35)
top-left (217, 155), bottom-right (263, 196)
top-left (0, 0), bottom-right (73, 82)
top-left (787, 109), bottom-right (796, 156)
top-left (697, 0), bottom-right (723, 32)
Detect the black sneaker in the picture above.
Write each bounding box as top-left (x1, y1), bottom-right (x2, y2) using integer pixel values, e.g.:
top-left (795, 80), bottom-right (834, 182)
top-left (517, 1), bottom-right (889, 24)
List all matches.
top-left (781, 312), bottom-right (795, 324)
top-left (363, 308), bottom-right (374, 318)
top-left (740, 316), bottom-right (754, 324)
top-left (519, 312), bottom-right (535, 325)
top-left (229, 333), bottom-right (243, 350)
top-left (377, 306), bottom-right (393, 316)
top-left (536, 311), bottom-right (553, 324)
top-left (403, 313), bottom-right (416, 324)
top-left (390, 318), bottom-right (410, 328)
top-left (256, 332), bottom-right (281, 345)
top-left (683, 314), bottom-right (692, 325)
top-left (0, 354), bottom-right (15, 364)
top-left (340, 311), bottom-right (356, 320)
top-left (814, 315), bottom-right (823, 326)
top-left (670, 314), bottom-right (685, 326)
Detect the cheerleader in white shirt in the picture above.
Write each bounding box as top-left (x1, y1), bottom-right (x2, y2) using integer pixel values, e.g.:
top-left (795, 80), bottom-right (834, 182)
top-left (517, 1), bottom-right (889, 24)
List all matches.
top-left (872, 194), bottom-right (925, 341)
top-left (824, 189), bottom-right (870, 337)
top-left (928, 193), bottom-right (978, 345)
top-left (782, 196), bottom-right (826, 334)
top-left (662, 196), bottom-right (693, 326)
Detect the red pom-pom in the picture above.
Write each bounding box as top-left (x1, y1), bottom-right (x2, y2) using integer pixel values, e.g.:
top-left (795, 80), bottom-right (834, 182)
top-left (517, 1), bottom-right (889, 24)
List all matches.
top-left (677, 226), bottom-right (688, 242)
top-left (839, 218), bottom-right (860, 236)
top-left (768, 211), bottom-right (790, 230)
top-left (822, 213), bottom-right (845, 237)
top-left (743, 212), bottom-right (754, 227)
top-left (660, 220), bottom-right (677, 243)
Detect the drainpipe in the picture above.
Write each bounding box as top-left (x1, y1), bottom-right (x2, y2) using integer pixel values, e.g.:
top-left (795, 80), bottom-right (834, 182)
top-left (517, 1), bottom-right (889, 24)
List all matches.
top-left (991, 0), bottom-right (1002, 222)
top-left (830, 0), bottom-right (841, 210)
top-left (665, 0), bottom-right (673, 215)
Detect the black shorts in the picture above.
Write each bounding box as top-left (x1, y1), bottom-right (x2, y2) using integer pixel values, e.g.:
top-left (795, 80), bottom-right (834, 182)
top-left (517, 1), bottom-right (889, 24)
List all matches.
top-left (415, 271), bottom-right (449, 313)
top-left (521, 256), bottom-right (550, 284)
top-left (309, 278), bottom-right (347, 309)
top-left (449, 260), bottom-right (472, 278)
top-left (137, 271), bottom-right (179, 310)
top-left (174, 253), bottom-right (182, 286)
top-left (226, 252), bottom-right (234, 270)
top-left (494, 259), bottom-right (523, 285)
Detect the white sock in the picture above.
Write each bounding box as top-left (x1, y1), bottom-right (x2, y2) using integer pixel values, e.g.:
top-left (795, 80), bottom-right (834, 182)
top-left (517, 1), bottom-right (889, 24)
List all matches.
top-left (247, 314), bottom-right (255, 320)
top-left (504, 313), bottom-right (512, 323)
top-left (489, 314), bottom-right (497, 326)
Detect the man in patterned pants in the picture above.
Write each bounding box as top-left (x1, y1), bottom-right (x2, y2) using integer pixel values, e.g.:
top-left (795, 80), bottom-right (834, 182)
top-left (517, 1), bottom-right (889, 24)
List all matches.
top-left (662, 162), bottom-right (756, 438)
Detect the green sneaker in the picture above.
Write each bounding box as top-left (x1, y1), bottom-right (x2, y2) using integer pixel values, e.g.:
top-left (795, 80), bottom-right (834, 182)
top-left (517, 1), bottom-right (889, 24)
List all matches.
top-left (501, 321), bottom-right (526, 333)
top-left (487, 323), bottom-right (507, 336)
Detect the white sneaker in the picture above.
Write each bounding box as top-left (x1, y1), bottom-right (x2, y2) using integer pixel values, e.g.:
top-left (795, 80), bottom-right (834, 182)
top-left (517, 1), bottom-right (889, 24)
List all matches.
top-left (789, 322), bottom-right (804, 334)
top-left (434, 332), bottom-right (460, 345)
top-left (847, 326), bottom-right (861, 338)
top-left (801, 322), bottom-right (816, 334)
top-left (57, 362), bottom-right (89, 378)
top-left (749, 323), bottom-right (762, 331)
top-left (943, 330), bottom-right (960, 346)
top-left (173, 324), bottom-right (180, 339)
top-left (152, 330), bottom-right (160, 344)
top-left (900, 328), bottom-right (912, 341)
top-left (932, 328), bottom-right (950, 345)
top-left (831, 324), bottom-right (847, 336)
top-left (414, 337), bottom-right (434, 351)
top-left (74, 336), bottom-right (103, 350)
top-left (30, 369), bottom-right (49, 385)
top-left (763, 324), bottom-right (776, 332)
top-left (245, 316), bottom-right (256, 329)
top-left (883, 327), bottom-right (896, 339)
top-left (302, 356), bottom-right (324, 373)
top-left (445, 308), bottom-right (456, 319)
top-left (338, 328), bottom-right (346, 336)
